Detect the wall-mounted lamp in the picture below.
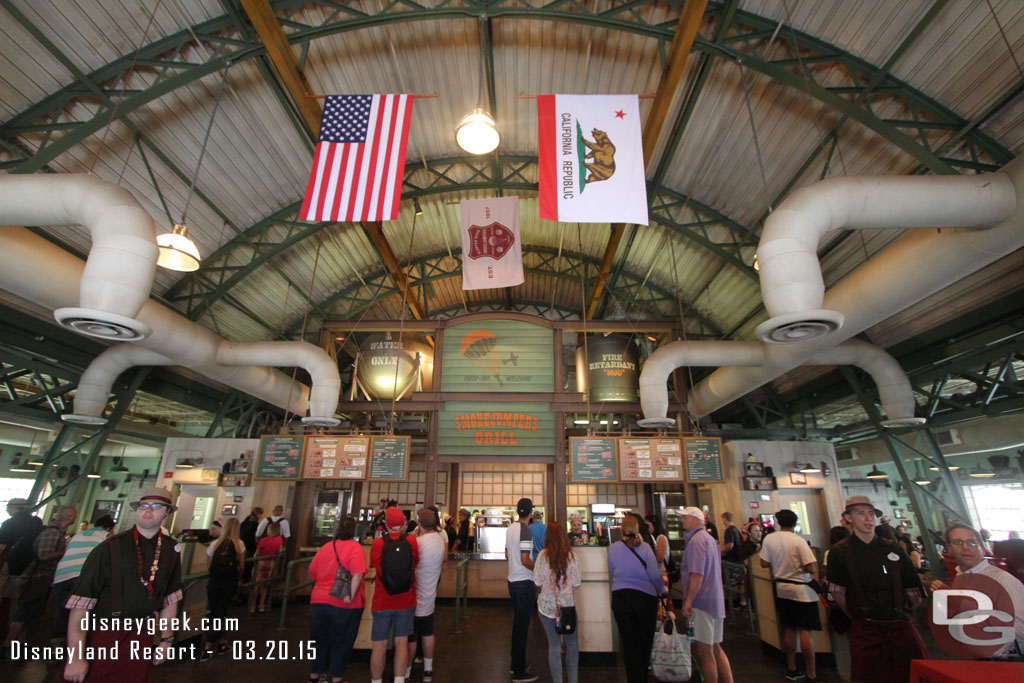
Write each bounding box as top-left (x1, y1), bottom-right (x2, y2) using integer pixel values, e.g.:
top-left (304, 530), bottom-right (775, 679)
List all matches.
top-left (821, 461), bottom-right (832, 478)
top-left (175, 457), bottom-right (202, 469)
top-left (797, 462), bottom-right (821, 473)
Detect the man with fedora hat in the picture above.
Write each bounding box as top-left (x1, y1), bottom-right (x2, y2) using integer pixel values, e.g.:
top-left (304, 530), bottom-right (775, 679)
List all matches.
top-left (826, 495), bottom-right (926, 683)
top-left (62, 487), bottom-right (183, 683)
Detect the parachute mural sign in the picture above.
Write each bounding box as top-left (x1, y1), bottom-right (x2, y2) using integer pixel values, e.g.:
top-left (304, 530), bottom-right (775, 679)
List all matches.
top-left (441, 320), bottom-right (554, 392)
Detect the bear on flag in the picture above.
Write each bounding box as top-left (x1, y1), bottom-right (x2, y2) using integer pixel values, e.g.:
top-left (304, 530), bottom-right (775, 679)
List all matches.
top-left (537, 94), bottom-right (648, 225)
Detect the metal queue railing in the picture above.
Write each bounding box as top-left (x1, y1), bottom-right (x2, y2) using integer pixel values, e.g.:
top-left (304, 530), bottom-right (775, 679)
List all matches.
top-left (452, 557), bottom-right (470, 633)
top-left (275, 555), bottom-right (316, 630)
top-left (721, 559), bottom-right (757, 632)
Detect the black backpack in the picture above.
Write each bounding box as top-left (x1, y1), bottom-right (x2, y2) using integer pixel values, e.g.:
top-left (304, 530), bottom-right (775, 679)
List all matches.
top-left (5, 517), bottom-right (43, 576)
top-left (378, 534), bottom-right (413, 594)
top-left (208, 540), bottom-right (239, 580)
top-left (258, 517), bottom-right (287, 539)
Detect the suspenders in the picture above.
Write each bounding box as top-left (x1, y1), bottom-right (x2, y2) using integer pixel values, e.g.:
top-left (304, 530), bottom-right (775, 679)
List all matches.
top-left (842, 539), bottom-right (903, 618)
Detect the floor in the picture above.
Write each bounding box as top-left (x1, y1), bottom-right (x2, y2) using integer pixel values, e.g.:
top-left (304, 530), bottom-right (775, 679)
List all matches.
top-left (3, 596), bottom-right (949, 683)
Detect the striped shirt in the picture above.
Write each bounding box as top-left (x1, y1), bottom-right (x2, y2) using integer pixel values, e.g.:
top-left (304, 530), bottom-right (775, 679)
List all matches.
top-left (52, 527), bottom-right (108, 586)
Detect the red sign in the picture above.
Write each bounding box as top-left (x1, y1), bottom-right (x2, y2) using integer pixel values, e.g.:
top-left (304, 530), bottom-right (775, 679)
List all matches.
top-left (749, 501), bottom-right (759, 509)
top-left (164, 471), bottom-right (174, 478)
top-left (467, 222), bottom-right (515, 260)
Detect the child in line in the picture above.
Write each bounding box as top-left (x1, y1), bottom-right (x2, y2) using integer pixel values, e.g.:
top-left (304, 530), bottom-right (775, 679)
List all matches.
top-left (253, 521), bottom-right (283, 612)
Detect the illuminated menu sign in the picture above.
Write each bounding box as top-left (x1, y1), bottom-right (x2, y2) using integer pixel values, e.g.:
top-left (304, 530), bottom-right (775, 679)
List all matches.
top-left (618, 437), bottom-right (684, 482)
top-left (369, 436), bottom-right (410, 481)
top-left (255, 436), bottom-right (304, 480)
top-left (302, 436), bottom-right (370, 480)
top-left (570, 437), bottom-right (618, 482)
top-left (684, 437), bottom-right (724, 482)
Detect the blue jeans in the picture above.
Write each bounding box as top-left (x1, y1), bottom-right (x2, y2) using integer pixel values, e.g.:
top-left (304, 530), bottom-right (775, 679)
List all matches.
top-left (508, 580), bottom-right (537, 675)
top-left (310, 602), bottom-right (362, 678)
top-left (540, 613), bottom-right (579, 683)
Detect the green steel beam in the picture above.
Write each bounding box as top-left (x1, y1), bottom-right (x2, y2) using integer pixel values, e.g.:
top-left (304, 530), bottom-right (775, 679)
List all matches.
top-left (3, 2), bottom-right (1011, 179)
top-left (164, 156), bottom-right (759, 326)
top-left (283, 244), bottom-right (725, 338)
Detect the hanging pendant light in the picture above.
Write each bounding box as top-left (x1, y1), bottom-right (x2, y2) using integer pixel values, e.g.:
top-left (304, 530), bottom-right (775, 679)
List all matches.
top-left (156, 61), bottom-right (230, 272)
top-left (456, 16), bottom-right (500, 155)
top-left (157, 224), bottom-right (201, 271)
top-left (26, 431), bottom-right (43, 466)
top-left (865, 465), bottom-right (888, 479)
top-left (968, 464), bottom-right (995, 478)
top-left (913, 462), bottom-right (932, 486)
top-left (456, 108), bottom-right (499, 155)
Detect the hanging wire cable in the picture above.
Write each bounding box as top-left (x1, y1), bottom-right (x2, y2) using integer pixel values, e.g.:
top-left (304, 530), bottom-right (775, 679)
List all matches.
top-left (986, 0), bottom-right (1024, 81)
top-left (282, 231), bottom-right (325, 428)
top-left (388, 210), bottom-right (421, 431)
top-left (669, 236), bottom-right (698, 434)
top-left (180, 62), bottom-right (231, 226)
top-left (88, 0), bottom-right (165, 175)
top-left (737, 58), bottom-right (774, 213)
top-left (576, 224), bottom-right (592, 430)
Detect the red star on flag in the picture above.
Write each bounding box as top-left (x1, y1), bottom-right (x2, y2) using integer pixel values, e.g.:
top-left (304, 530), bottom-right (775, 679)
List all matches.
top-left (615, 109), bottom-right (626, 119)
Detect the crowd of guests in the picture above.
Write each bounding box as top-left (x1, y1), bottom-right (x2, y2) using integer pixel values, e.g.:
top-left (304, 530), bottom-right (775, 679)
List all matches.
top-left (2, 488), bottom-right (1023, 683)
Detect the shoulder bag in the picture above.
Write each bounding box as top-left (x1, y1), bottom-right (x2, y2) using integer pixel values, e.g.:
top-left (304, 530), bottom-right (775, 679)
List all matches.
top-left (550, 565), bottom-right (577, 635)
top-left (328, 541), bottom-right (353, 600)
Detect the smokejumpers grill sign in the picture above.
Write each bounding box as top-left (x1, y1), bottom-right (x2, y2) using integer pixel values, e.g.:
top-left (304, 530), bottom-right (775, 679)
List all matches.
top-left (438, 401), bottom-right (554, 456)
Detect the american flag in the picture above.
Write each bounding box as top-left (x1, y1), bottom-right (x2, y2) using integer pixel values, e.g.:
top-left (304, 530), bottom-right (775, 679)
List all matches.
top-left (299, 94), bottom-right (413, 222)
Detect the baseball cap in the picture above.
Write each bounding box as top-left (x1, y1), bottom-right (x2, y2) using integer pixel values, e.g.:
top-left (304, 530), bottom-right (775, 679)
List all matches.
top-left (680, 506), bottom-right (704, 521)
top-left (844, 495), bottom-right (883, 516)
top-left (385, 506), bottom-right (406, 530)
top-left (516, 498), bottom-right (534, 516)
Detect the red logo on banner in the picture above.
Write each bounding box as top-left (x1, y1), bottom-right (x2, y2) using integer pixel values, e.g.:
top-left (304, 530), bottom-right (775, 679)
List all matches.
top-left (467, 222), bottom-right (515, 261)
top-left (930, 572), bottom-right (1017, 659)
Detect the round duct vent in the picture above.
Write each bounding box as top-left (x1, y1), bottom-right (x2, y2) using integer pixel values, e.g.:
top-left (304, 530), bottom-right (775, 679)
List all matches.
top-left (636, 416), bottom-right (676, 429)
top-left (880, 416), bottom-right (927, 428)
top-left (62, 414), bottom-right (108, 426)
top-left (755, 309), bottom-right (844, 344)
top-left (54, 308), bottom-right (152, 341)
top-left (302, 416), bottom-right (341, 427)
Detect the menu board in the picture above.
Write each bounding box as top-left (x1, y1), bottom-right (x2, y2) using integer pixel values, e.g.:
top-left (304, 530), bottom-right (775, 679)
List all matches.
top-left (618, 437), bottom-right (684, 482)
top-left (303, 436), bottom-right (370, 480)
top-left (369, 436), bottom-right (410, 481)
top-left (569, 437), bottom-right (618, 482)
top-left (255, 436), bottom-right (304, 480)
top-left (684, 437), bottom-right (724, 482)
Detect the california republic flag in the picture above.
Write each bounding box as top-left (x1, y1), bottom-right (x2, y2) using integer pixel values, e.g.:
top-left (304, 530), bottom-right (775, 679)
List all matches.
top-left (460, 197), bottom-right (524, 290)
top-left (537, 94), bottom-right (648, 225)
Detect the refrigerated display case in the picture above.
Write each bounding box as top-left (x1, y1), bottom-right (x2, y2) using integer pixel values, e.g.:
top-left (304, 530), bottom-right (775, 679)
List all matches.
top-left (311, 489), bottom-right (353, 546)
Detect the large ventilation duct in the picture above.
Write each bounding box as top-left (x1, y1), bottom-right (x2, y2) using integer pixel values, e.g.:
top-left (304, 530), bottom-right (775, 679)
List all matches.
top-left (689, 156), bottom-right (1024, 418)
top-left (0, 220), bottom-right (340, 426)
top-left (638, 339), bottom-right (918, 429)
top-left (0, 174), bottom-right (159, 341)
top-left (756, 173), bottom-right (1016, 343)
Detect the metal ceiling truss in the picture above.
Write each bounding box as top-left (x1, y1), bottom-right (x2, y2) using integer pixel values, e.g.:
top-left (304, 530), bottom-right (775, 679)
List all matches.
top-left (26, 368), bottom-right (150, 510)
top-left (841, 366), bottom-right (968, 580)
top-left (163, 155), bottom-right (750, 333)
top-left (3, 1), bottom-right (1011, 179)
top-left (283, 243), bottom-right (725, 339)
top-left (0, 343), bottom-right (79, 420)
top-left (203, 389), bottom-right (263, 438)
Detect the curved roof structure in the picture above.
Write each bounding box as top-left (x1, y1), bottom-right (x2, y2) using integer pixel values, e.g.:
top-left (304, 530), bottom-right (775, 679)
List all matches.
top-left (2, 0), bottom-right (1023, 426)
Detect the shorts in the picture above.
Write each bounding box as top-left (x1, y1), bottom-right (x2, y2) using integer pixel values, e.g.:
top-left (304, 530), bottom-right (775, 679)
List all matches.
top-left (371, 607), bottom-right (415, 641)
top-left (691, 607), bottom-right (724, 645)
top-left (412, 613), bottom-right (435, 640)
top-left (14, 578), bottom-right (50, 622)
top-left (776, 597), bottom-right (822, 631)
top-left (255, 560), bottom-right (275, 580)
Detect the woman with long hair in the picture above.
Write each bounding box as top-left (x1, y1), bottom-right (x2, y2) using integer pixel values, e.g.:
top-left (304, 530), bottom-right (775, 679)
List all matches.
top-left (307, 516), bottom-right (366, 683)
top-left (534, 522), bottom-right (581, 683)
top-left (608, 514), bottom-right (668, 683)
top-left (202, 517), bottom-right (245, 660)
top-left (645, 513), bottom-right (669, 565)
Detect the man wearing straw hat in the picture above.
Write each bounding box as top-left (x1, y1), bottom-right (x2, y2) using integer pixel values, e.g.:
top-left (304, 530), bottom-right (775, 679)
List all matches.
top-left (62, 487), bottom-right (184, 683)
top-left (826, 495), bottom-right (925, 683)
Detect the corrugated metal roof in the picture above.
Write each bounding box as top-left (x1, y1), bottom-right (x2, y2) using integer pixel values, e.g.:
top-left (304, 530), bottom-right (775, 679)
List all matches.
top-left (1, 0), bottom-right (1023, 424)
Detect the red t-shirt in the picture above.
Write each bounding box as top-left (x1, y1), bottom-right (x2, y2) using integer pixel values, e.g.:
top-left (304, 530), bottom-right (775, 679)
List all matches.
top-left (256, 535), bottom-right (283, 561)
top-left (309, 539), bottom-right (367, 609)
top-left (369, 533), bottom-right (419, 611)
